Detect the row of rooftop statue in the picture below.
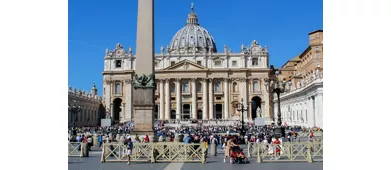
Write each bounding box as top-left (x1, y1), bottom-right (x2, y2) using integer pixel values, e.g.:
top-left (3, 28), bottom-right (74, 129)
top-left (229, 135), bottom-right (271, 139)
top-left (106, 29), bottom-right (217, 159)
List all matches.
top-left (105, 40), bottom-right (268, 56)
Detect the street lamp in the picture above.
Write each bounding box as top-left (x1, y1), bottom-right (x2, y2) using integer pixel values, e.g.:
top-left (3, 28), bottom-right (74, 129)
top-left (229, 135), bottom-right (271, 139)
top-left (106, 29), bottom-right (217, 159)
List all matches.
top-left (236, 98), bottom-right (248, 136)
top-left (68, 100), bottom-right (81, 130)
top-left (264, 65), bottom-right (291, 138)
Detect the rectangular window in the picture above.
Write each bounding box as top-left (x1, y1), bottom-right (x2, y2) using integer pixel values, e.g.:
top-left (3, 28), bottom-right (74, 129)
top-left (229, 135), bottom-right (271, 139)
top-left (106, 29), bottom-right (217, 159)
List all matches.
top-left (214, 60), bottom-right (221, 66)
top-left (216, 97), bottom-right (221, 100)
top-left (171, 97), bottom-right (175, 101)
top-left (232, 60), bottom-right (237, 67)
top-left (252, 58), bottom-right (258, 66)
top-left (197, 61), bottom-right (202, 65)
top-left (197, 97), bottom-right (202, 100)
top-left (170, 61), bottom-right (175, 66)
top-left (115, 60), bottom-right (122, 68)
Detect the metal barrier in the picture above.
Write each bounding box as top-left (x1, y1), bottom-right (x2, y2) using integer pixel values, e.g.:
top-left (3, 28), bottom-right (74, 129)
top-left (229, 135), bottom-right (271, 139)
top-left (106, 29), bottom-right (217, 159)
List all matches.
top-left (247, 142), bottom-right (323, 163)
top-left (101, 142), bottom-right (206, 163)
top-left (68, 142), bottom-right (83, 157)
top-left (297, 131), bottom-right (323, 138)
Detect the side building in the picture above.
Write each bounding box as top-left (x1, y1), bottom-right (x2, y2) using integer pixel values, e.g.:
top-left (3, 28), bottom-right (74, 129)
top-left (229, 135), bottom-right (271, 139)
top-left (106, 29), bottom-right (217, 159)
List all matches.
top-left (68, 83), bottom-right (105, 127)
top-left (276, 30), bottom-right (323, 128)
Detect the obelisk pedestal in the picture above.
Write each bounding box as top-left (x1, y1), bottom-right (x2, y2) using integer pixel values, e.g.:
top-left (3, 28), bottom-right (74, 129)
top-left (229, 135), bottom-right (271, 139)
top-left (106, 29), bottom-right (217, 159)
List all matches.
top-left (132, 0), bottom-right (155, 137)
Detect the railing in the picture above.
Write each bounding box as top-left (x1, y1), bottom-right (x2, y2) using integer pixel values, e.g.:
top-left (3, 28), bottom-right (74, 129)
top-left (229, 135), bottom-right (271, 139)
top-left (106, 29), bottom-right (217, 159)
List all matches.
top-left (296, 132), bottom-right (323, 142)
top-left (101, 142), bottom-right (206, 163)
top-left (247, 142), bottom-right (323, 163)
top-left (68, 142), bottom-right (83, 157)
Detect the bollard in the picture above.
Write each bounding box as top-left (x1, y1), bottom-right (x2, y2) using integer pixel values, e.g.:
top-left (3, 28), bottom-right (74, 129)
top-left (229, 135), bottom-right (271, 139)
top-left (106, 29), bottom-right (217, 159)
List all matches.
top-left (119, 135), bottom-right (125, 145)
top-left (108, 134), bottom-right (113, 141)
top-left (179, 134), bottom-right (184, 142)
top-left (93, 134), bottom-right (99, 147)
top-left (209, 143), bottom-right (217, 156)
top-left (81, 142), bottom-right (89, 157)
top-left (174, 134), bottom-right (180, 142)
top-left (158, 135), bottom-right (164, 142)
top-left (115, 134), bottom-right (120, 142)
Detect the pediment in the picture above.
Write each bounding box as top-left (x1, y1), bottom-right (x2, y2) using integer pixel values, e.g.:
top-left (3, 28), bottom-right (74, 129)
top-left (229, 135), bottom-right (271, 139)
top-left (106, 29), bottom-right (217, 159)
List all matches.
top-left (163, 60), bottom-right (208, 71)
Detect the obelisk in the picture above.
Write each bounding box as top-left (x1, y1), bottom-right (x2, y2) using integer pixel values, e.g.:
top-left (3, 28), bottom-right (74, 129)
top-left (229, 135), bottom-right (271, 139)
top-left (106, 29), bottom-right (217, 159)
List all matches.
top-left (132, 0), bottom-right (155, 136)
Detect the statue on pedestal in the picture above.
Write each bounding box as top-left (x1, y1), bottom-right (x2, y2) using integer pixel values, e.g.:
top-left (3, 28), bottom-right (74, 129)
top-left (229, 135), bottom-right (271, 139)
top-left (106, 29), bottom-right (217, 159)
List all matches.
top-left (160, 45), bottom-right (164, 54)
top-left (241, 44), bottom-right (245, 53)
top-left (128, 47), bottom-right (132, 54)
top-left (256, 106), bottom-right (262, 118)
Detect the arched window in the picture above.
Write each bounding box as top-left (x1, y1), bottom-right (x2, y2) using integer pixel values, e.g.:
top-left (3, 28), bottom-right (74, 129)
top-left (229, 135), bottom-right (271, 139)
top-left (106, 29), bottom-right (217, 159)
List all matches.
top-left (233, 82), bottom-right (238, 92)
top-left (196, 82), bottom-right (202, 92)
top-left (115, 83), bottom-right (121, 94)
top-left (215, 81), bottom-right (221, 92)
top-left (253, 81), bottom-right (259, 92)
top-left (183, 80), bottom-right (189, 93)
top-left (171, 83), bottom-right (176, 93)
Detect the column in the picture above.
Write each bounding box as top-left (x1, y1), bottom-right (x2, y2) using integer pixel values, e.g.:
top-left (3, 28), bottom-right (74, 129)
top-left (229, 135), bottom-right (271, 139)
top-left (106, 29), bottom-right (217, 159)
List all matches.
top-left (241, 78), bottom-right (248, 119)
top-left (159, 79), bottom-right (164, 120)
top-left (315, 93), bottom-right (323, 128)
top-left (110, 103), bottom-right (114, 119)
top-left (309, 96), bottom-right (315, 127)
top-left (224, 78), bottom-right (229, 119)
top-left (164, 79), bottom-right (170, 120)
top-left (202, 78), bottom-right (208, 120)
top-left (175, 78), bottom-right (181, 120)
top-left (208, 78), bottom-right (214, 119)
top-left (191, 78), bottom-right (197, 119)
top-left (104, 81), bottom-right (111, 118)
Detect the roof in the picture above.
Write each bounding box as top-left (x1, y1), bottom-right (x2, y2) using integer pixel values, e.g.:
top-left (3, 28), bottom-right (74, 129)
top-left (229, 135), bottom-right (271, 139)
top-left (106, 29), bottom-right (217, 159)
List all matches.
top-left (281, 55), bottom-right (301, 68)
top-left (308, 30), bottom-right (323, 35)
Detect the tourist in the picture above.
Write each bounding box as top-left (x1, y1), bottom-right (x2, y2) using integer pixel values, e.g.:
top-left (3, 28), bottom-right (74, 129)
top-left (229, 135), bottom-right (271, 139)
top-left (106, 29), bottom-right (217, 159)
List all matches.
top-left (98, 134), bottom-right (103, 151)
top-left (224, 138), bottom-right (238, 163)
top-left (272, 136), bottom-right (281, 160)
top-left (126, 138), bottom-right (133, 165)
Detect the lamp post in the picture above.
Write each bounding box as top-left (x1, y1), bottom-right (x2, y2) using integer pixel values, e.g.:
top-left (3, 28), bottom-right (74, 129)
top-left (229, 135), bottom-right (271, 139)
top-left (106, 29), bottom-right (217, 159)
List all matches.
top-left (236, 98), bottom-right (248, 136)
top-left (68, 100), bottom-right (81, 130)
top-left (264, 65), bottom-right (291, 138)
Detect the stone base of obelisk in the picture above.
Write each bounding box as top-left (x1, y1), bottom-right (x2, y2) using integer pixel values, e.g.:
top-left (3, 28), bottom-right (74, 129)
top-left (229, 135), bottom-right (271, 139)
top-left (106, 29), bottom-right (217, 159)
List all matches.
top-left (132, 88), bottom-right (155, 137)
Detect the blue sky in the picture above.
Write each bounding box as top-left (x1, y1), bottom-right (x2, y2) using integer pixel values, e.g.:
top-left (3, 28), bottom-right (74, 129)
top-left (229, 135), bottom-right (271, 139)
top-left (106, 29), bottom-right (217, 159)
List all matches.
top-left (69, 0), bottom-right (323, 96)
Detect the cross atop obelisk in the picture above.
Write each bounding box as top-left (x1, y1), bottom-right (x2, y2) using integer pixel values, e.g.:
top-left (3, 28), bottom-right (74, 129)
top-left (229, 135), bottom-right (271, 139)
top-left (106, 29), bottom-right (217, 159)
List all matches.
top-left (132, 0), bottom-right (155, 136)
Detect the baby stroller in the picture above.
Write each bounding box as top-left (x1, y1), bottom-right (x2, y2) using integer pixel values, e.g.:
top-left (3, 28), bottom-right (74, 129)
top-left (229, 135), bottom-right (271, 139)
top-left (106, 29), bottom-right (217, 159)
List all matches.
top-left (230, 146), bottom-right (250, 164)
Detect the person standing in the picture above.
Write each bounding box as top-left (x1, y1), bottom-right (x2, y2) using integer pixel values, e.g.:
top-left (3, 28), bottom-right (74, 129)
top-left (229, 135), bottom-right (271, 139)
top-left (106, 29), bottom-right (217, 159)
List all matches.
top-left (202, 136), bottom-right (208, 163)
top-left (272, 136), bottom-right (281, 160)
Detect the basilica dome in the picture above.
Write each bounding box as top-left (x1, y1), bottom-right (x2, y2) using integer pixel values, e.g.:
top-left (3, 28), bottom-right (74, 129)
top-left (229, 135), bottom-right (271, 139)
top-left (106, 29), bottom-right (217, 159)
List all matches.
top-left (167, 4), bottom-right (217, 54)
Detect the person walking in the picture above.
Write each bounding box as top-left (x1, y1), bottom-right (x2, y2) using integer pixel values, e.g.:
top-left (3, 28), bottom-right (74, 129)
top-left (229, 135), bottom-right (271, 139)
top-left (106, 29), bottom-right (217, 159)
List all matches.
top-left (224, 138), bottom-right (238, 163)
top-left (127, 138), bottom-right (133, 165)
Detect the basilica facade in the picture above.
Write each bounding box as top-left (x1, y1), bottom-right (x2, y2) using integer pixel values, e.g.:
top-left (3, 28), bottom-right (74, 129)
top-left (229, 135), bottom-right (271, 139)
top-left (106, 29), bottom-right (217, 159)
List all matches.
top-left (102, 5), bottom-right (272, 124)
